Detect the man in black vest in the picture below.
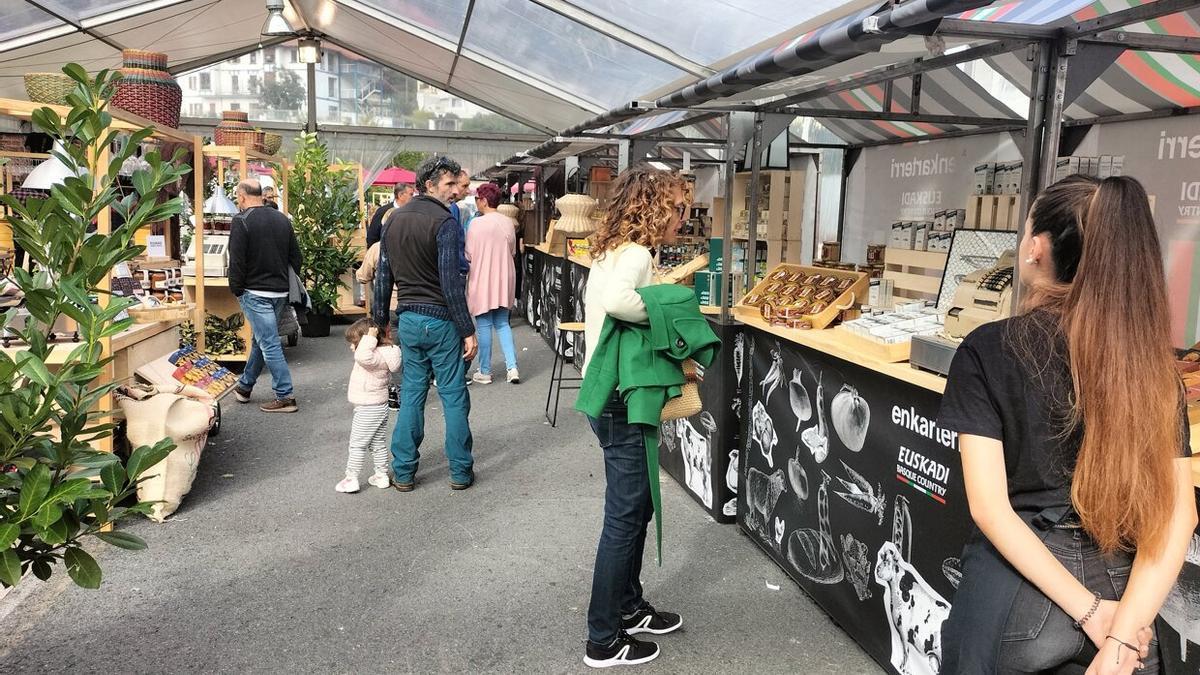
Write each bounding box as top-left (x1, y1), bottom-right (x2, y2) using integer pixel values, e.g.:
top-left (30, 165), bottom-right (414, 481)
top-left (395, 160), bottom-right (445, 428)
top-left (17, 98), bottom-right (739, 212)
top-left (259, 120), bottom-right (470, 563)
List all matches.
top-left (229, 179), bottom-right (301, 413)
top-left (374, 156), bottom-right (477, 491)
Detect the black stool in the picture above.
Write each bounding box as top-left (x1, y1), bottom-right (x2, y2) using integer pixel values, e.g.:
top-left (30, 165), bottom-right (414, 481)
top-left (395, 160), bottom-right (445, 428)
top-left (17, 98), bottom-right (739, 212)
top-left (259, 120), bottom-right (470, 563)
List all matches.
top-left (545, 322), bottom-right (585, 427)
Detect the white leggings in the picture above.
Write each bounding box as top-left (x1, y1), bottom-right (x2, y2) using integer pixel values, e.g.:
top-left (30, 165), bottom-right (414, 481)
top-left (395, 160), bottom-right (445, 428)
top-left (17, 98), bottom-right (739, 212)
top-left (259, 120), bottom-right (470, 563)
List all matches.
top-left (346, 404), bottom-right (390, 475)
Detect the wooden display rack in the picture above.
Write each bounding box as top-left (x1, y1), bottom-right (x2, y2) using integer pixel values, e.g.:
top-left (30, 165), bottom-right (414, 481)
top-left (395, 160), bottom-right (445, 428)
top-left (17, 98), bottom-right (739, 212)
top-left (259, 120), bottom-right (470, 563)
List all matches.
top-left (730, 169), bottom-right (807, 267)
top-left (734, 263), bottom-right (869, 331)
top-left (331, 162), bottom-right (368, 317)
top-left (965, 194), bottom-right (1021, 231)
top-left (882, 248), bottom-right (948, 303)
top-left (0, 97), bottom-right (201, 452)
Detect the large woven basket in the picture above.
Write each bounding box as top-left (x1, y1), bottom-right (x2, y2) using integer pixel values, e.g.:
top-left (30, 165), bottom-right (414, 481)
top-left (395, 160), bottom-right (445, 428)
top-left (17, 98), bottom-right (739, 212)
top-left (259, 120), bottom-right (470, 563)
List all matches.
top-left (24, 72), bottom-right (75, 105)
top-left (262, 133), bottom-right (282, 156)
top-left (215, 128), bottom-right (264, 151)
top-left (112, 50), bottom-right (181, 128)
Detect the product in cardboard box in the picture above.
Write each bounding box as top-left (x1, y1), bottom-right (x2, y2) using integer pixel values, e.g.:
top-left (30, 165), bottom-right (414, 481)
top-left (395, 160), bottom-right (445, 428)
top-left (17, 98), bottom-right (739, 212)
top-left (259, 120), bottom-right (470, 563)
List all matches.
top-left (1111, 155), bottom-right (1124, 176)
top-left (933, 210), bottom-right (947, 232)
top-left (1098, 155), bottom-right (1114, 179)
top-left (913, 223), bottom-right (929, 251)
top-left (950, 209), bottom-right (966, 230)
top-left (974, 163), bottom-right (995, 195)
top-left (1009, 162), bottom-right (1023, 194)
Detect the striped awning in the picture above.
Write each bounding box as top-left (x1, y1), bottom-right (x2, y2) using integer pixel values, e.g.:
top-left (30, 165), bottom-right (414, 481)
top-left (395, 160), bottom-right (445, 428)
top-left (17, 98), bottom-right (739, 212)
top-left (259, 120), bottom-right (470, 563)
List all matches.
top-left (982, 1), bottom-right (1200, 118)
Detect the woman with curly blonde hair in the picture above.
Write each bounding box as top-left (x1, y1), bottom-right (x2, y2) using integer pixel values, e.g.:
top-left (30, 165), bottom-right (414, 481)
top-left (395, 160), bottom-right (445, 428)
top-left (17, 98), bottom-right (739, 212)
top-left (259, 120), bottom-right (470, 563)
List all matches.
top-left (580, 165), bottom-right (689, 668)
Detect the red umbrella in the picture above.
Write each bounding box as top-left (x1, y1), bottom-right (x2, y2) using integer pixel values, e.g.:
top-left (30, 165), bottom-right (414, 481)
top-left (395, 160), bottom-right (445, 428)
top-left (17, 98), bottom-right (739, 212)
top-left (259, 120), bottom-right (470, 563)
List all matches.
top-left (371, 167), bottom-right (417, 186)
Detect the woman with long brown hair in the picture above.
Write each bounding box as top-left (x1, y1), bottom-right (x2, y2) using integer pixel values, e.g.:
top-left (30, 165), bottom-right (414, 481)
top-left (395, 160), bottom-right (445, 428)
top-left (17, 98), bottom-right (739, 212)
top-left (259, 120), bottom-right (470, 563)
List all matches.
top-left (939, 175), bottom-right (1197, 674)
top-left (579, 166), bottom-right (690, 668)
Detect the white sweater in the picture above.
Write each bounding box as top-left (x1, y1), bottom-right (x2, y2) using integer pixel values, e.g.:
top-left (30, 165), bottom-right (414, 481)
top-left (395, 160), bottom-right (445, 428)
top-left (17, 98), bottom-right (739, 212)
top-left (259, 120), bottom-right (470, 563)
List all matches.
top-left (582, 243), bottom-right (654, 376)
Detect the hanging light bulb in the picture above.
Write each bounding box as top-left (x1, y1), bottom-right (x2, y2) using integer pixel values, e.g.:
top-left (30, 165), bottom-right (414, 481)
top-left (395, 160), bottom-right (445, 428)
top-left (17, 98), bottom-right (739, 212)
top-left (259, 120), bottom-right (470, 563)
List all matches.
top-left (22, 141), bottom-right (81, 190)
top-left (261, 0), bottom-right (296, 37)
top-left (204, 184), bottom-right (239, 215)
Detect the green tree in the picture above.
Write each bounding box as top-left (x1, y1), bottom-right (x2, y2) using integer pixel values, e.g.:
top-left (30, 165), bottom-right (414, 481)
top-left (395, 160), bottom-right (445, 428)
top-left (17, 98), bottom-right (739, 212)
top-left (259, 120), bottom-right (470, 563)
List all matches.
top-left (389, 150), bottom-right (428, 171)
top-left (258, 70), bottom-right (304, 115)
top-left (461, 113), bottom-right (536, 134)
top-left (0, 65), bottom-right (181, 589)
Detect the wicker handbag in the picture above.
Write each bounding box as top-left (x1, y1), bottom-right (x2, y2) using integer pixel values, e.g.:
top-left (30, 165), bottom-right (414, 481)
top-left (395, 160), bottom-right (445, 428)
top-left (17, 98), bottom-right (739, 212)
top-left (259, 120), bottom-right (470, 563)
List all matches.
top-left (24, 72), bottom-right (75, 104)
top-left (660, 359), bottom-right (702, 421)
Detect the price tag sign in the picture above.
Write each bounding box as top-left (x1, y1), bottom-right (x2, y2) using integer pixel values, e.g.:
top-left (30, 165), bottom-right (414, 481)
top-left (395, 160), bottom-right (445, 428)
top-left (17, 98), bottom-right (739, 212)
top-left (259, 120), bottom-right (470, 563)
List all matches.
top-left (147, 235), bottom-right (167, 258)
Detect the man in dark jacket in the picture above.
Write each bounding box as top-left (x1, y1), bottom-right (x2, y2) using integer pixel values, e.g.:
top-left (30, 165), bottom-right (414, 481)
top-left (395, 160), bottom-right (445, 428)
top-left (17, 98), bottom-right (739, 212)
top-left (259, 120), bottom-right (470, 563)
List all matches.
top-left (229, 179), bottom-right (302, 413)
top-left (374, 156), bottom-right (477, 491)
top-left (366, 182), bottom-right (414, 248)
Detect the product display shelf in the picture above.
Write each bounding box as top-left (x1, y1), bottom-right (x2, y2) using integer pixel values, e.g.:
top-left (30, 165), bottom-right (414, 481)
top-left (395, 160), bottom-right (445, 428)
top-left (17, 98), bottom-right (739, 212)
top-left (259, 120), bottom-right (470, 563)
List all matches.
top-left (182, 276), bottom-right (251, 362)
top-left (882, 248), bottom-right (948, 303)
top-left (0, 97), bottom-right (205, 453)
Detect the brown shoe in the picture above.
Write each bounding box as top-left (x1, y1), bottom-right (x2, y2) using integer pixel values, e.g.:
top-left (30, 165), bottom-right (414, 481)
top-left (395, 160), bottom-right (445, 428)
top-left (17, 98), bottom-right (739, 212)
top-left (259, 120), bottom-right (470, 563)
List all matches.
top-left (392, 480), bottom-right (414, 492)
top-left (260, 398), bottom-right (298, 413)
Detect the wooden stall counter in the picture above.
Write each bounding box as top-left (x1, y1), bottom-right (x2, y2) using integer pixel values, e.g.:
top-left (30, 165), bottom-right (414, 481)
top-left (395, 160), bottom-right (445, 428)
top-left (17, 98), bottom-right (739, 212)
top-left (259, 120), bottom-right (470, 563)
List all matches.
top-left (3, 319), bottom-right (180, 380)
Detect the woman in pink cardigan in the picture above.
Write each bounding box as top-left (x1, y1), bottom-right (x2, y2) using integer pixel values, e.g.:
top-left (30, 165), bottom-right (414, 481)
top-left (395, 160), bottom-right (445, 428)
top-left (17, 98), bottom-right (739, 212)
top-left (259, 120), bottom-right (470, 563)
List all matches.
top-left (465, 183), bottom-right (519, 384)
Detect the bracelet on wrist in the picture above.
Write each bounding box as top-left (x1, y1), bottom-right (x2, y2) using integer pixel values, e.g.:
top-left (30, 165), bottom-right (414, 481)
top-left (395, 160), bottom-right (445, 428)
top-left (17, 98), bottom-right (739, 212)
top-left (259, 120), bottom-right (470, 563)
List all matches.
top-left (1106, 635), bottom-right (1139, 653)
top-left (1073, 592), bottom-right (1101, 629)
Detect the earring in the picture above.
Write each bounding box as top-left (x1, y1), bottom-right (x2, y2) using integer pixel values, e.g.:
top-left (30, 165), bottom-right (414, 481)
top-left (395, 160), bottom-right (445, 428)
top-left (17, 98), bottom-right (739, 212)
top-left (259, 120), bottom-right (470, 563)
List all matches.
top-left (1025, 257), bottom-right (1036, 265)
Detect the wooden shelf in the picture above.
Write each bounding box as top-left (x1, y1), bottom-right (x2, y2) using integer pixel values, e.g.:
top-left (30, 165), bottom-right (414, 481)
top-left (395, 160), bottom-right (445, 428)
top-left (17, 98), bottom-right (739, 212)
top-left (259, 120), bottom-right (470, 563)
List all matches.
top-left (335, 305), bottom-right (367, 317)
top-left (203, 144), bottom-right (282, 163)
top-left (0, 98), bottom-right (194, 143)
top-left (3, 320), bottom-right (181, 365)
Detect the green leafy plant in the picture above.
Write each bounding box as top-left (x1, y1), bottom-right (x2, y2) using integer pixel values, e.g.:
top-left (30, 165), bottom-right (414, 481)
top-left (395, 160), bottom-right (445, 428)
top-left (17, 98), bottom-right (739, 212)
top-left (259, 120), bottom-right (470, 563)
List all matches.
top-left (0, 65), bottom-right (188, 589)
top-left (180, 312), bottom-right (244, 355)
top-left (286, 132), bottom-right (361, 317)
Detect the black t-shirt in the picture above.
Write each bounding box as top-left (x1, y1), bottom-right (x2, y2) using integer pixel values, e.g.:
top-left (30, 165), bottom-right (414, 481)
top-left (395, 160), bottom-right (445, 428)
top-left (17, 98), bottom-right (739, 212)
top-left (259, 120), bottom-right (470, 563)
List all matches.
top-left (939, 311), bottom-right (1190, 518)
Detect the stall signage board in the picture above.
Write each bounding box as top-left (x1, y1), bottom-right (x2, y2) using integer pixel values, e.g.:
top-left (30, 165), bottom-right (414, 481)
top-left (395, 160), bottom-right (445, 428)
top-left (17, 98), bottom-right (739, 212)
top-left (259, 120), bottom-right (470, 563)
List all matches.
top-left (738, 326), bottom-right (970, 675)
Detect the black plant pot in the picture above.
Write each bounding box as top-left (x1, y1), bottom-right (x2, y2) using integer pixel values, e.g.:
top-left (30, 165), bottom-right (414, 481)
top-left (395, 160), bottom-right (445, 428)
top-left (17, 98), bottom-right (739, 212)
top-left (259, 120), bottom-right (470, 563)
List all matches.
top-left (301, 309), bottom-right (333, 337)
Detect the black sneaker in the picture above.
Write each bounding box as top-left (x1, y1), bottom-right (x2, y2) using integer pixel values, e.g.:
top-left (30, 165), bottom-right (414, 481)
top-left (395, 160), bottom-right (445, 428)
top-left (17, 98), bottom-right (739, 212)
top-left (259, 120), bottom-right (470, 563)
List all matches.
top-left (621, 604), bottom-right (682, 636)
top-left (234, 385), bottom-right (251, 403)
top-left (584, 631), bottom-right (660, 669)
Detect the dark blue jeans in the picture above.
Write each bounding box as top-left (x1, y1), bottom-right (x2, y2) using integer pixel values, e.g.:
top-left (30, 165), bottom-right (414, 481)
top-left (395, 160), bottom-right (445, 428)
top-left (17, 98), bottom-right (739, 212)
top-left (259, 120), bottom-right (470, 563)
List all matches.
top-left (586, 400), bottom-right (653, 645)
top-left (998, 525), bottom-right (1156, 674)
top-left (389, 311), bottom-right (473, 484)
top-left (236, 293), bottom-right (293, 399)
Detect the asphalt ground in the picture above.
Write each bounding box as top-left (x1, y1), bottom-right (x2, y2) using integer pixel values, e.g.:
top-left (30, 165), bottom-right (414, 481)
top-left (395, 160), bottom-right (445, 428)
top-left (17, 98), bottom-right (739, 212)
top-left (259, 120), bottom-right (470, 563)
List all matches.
top-left (0, 319), bottom-right (879, 674)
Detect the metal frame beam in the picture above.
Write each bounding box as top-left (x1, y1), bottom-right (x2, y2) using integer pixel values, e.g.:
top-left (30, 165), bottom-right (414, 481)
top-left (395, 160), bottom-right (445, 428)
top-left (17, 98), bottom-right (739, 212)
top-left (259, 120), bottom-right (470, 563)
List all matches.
top-left (25, 0), bottom-right (126, 52)
top-left (446, 0), bottom-right (477, 86)
top-left (179, 116), bottom-right (544, 143)
top-left (763, 39), bottom-right (1032, 111)
top-left (320, 35), bottom-right (557, 135)
top-left (781, 108), bottom-right (1020, 126)
top-left (527, 0), bottom-right (714, 78)
top-left (1069, 0), bottom-right (1200, 36)
top-left (1081, 31), bottom-right (1200, 55)
top-left (1061, 104), bottom-right (1200, 127)
top-left (847, 123), bottom-right (1025, 149)
top-left (574, 132), bottom-right (727, 146)
top-left (933, 18), bottom-right (1058, 41)
top-left (168, 37), bottom-right (293, 75)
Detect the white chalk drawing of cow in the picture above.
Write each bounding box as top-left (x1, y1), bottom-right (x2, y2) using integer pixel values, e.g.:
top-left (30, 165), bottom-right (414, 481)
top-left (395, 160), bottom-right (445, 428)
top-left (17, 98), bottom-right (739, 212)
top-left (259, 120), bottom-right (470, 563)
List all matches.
top-left (744, 467), bottom-right (785, 540)
top-left (874, 541), bottom-right (950, 675)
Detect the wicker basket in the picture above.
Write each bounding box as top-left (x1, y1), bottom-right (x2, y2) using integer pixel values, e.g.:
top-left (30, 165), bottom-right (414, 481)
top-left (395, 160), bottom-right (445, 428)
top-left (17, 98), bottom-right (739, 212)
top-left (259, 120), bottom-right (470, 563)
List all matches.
top-left (128, 302), bottom-right (194, 324)
top-left (262, 133), bottom-right (282, 156)
top-left (112, 50), bottom-right (182, 129)
top-left (216, 128), bottom-right (264, 151)
top-left (222, 110), bottom-right (249, 123)
top-left (24, 72), bottom-right (76, 105)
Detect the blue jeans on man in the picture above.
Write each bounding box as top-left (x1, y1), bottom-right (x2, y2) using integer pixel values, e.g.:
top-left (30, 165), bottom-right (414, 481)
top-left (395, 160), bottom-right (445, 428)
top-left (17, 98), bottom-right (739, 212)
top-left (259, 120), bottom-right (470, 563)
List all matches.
top-left (236, 293), bottom-right (293, 400)
top-left (585, 400), bottom-right (653, 645)
top-left (390, 311), bottom-right (474, 485)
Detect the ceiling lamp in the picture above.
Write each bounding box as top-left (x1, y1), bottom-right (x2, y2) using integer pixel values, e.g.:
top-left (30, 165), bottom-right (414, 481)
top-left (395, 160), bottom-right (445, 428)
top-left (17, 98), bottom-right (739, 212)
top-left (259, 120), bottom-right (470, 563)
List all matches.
top-left (298, 36), bottom-right (322, 64)
top-left (261, 0), bottom-right (296, 37)
top-left (204, 184), bottom-right (239, 216)
top-left (22, 142), bottom-right (80, 190)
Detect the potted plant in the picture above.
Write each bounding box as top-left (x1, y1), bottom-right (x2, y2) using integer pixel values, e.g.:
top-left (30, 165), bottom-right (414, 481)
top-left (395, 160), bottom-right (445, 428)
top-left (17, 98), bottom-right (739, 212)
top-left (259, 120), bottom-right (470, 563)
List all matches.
top-left (0, 65), bottom-right (185, 588)
top-left (285, 132), bottom-right (360, 337)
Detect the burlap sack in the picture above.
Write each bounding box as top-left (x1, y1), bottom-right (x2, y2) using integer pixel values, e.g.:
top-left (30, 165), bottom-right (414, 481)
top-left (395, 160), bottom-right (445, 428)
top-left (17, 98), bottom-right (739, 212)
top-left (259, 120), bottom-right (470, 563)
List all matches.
top-left (117, 389), bottom-right (214, 521)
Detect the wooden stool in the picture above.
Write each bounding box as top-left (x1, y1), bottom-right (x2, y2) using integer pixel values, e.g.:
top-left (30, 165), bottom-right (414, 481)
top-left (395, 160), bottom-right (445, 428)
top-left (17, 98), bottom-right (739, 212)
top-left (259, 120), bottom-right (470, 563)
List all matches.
top-left (545, 321), bottom-right (586, 427)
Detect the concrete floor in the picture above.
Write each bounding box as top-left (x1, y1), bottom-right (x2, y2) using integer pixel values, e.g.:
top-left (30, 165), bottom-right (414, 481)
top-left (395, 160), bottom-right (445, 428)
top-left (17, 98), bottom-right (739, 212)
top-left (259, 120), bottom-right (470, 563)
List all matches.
top-left (0, 321), bottom-right (879, 674)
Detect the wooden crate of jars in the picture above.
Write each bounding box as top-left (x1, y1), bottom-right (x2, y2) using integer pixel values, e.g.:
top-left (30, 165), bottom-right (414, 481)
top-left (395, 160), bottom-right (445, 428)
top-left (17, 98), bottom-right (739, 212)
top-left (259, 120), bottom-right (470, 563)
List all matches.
top-left (733, 263), bottom-right (869, 331)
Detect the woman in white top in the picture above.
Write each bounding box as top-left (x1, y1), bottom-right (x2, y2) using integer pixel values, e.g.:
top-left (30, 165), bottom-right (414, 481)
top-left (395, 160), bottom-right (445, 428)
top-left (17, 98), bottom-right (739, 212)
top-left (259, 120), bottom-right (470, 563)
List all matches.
top-left (580, 166), bottom-right (689, 669)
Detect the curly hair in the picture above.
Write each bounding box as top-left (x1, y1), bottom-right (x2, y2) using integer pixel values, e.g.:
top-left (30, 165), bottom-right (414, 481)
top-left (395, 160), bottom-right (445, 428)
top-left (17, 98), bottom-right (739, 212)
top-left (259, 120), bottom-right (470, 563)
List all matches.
top-left (589, 165), bottom-right (686, 261)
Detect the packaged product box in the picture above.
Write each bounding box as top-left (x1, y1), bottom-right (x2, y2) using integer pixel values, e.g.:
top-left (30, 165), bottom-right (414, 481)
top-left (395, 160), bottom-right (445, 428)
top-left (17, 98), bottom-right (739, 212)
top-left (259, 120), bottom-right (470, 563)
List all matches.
top-left (1112, 155), bottom-right (1125, 176)
top-left (974, 163), bottom-right (995, 195)
top-left (1010, 162), bottom-right (1023, 194)
top-left (999, 163), bottom-right (1013, 194)
top-left (951, 209), bottom-right (966, 230)
top-left (1098, 155), bottom-right (1114, 179)
top-left (1054, 157), bottom-right (1072, 183)
top-left (913, 223), bottom-right (929, 251)
top-left (933, 210), bottom-right (947, 232)
top-left (1086, 157), bottom-right (1100, 177)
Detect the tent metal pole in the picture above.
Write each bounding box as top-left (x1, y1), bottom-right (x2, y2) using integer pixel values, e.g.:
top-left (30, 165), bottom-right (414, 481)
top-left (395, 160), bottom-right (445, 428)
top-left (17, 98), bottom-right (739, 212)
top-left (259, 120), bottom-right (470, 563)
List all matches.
top-left (1038, 44), bottom-right (1072, 192)
top-left (719, 114), bottom-right (736, 324)
top-left (306, 62), bottom-right (318, 134)
top-left (747, 112), bottom-right (765, 293)
top-left (1013, 41), bottom-right (1052, 315)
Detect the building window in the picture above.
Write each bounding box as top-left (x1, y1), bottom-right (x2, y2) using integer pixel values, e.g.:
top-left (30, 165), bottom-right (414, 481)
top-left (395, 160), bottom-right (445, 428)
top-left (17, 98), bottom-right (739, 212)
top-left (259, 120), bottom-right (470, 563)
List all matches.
top-left (189, 103), bottom-right (202, 116)
top-left (230, 103), bottom-right (241, 111)
top-left (230, 56), bottom-right (240, 64)
top-left (249, 52), bottom-right (257, 64)
top-left (264, 49), bottom-right (276, 64)
top-left (231, 75), bottom-right (239, 93)
top-left (291, 48), bottom-right (298, 63)
top-left (199, 72), bottom-right (211, 91)
top-left (187, 75), bottom-right (197, 90)
top-left (249, 75), bottom-right (259, 92)
top-left (208, 102), bottom-right (216, 115)
top-left (328, 77), bottom-right (336, 98)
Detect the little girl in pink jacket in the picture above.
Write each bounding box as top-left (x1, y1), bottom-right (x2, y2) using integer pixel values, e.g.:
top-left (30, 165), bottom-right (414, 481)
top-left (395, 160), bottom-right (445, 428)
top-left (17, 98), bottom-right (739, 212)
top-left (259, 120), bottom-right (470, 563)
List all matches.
top-left (337, 319), bottom-right (401, 493)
